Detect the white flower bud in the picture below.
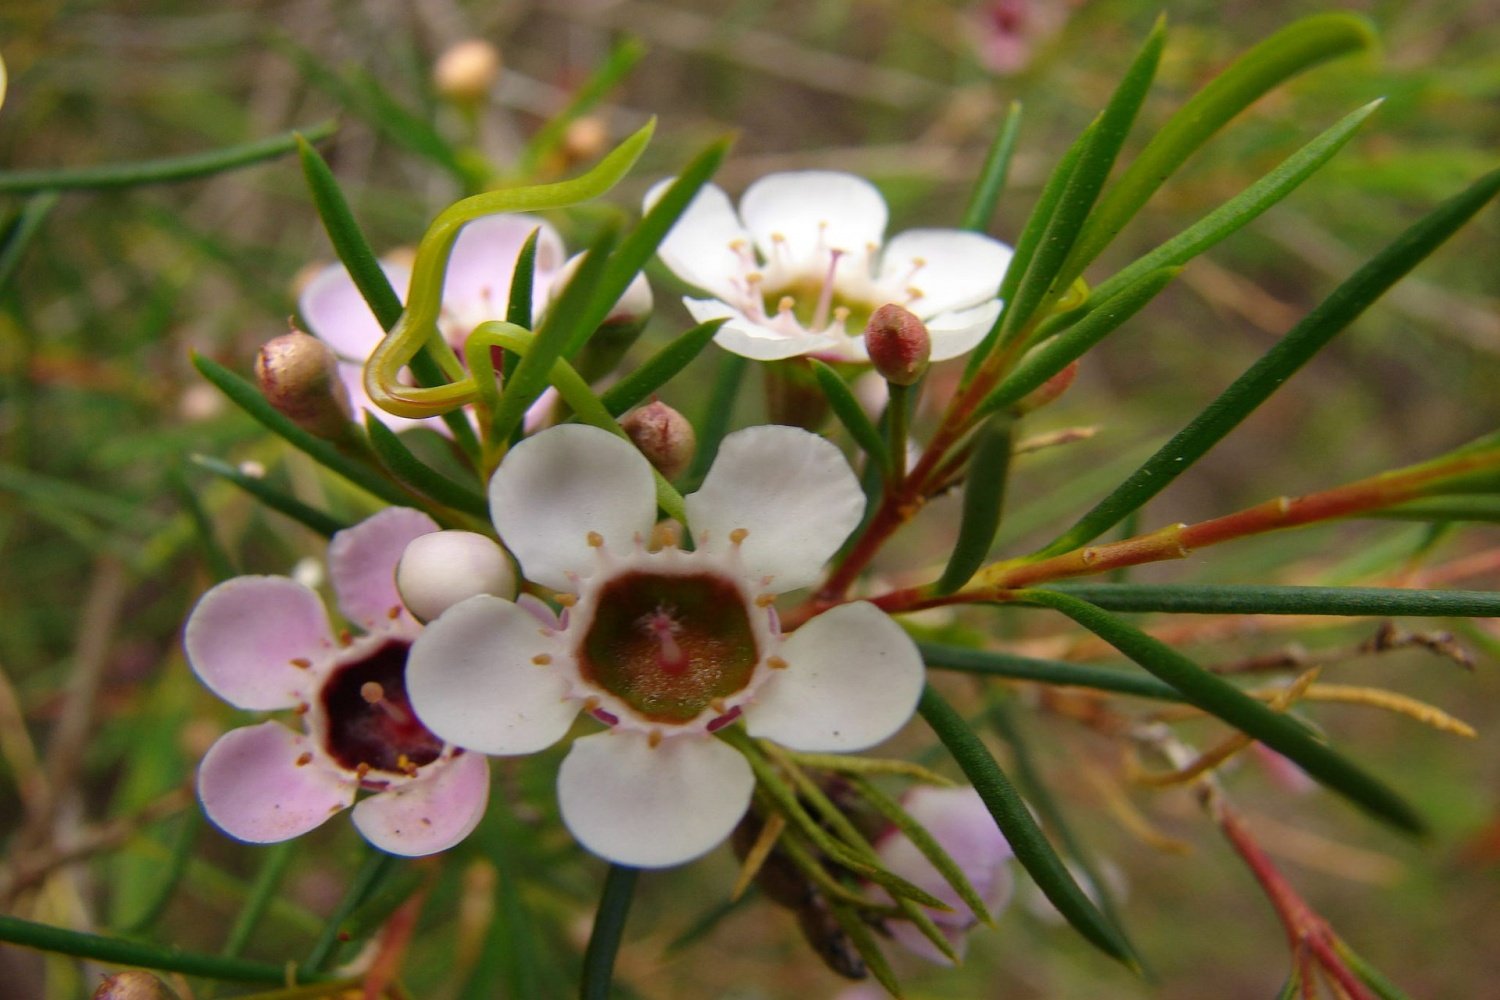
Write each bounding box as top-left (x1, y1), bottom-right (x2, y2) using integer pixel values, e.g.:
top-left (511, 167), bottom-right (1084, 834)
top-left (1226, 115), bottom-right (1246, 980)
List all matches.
top-left (397, 531), bottom-right (515, 623)
top-left (433, 39), bottom-right (501, 104)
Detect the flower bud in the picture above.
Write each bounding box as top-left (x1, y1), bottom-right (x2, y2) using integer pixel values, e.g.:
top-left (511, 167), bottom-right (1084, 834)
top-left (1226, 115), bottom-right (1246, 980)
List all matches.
top-left (562, 116), bottom-right (610, 164)
top-left (433, 39), bottom-right (501, 104)
top-left (621, 401), bottom-right (696, 480)
top-left (553, 254), bottom-right (654, 382)
top-left (864, 303), bottom-right (930, 386)
top-left (254, 331), bottom-right (353, 440)
top-left (92, 971), bottom-right (181, 1000)
top-left (397, 531), bottom-right (516, 623)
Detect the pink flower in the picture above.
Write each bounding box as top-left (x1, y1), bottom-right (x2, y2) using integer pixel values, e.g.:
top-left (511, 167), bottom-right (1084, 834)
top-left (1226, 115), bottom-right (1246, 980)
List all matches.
top-left (183, 508), bottom-right (489, 856)
top-left (873, 786), bottom-right (1014, 963)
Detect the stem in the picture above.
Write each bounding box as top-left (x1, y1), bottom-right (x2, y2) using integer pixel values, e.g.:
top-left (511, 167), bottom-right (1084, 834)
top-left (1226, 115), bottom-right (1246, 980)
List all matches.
top-left (579, 865), bottom-right (639, 1000)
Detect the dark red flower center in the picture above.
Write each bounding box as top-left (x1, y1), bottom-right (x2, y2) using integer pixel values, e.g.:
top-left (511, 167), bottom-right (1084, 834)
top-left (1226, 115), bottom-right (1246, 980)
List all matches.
top-left (578, 571), bottom-right (759, 724)
top-left (321, 640), bottom-right (443, 777)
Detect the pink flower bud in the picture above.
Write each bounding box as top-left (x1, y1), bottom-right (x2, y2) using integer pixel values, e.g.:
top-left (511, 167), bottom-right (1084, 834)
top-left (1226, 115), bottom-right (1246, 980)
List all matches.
top-left (621, 401), bottom-right (697, 480)
top-left (92, 972), bottom-right (181, 1000)
top-left (864, 303), bottom-right (931, 386)
top-left (254, 331), bottom-right (353, 440)
top-left (433, 40), bottom-right (501, 104)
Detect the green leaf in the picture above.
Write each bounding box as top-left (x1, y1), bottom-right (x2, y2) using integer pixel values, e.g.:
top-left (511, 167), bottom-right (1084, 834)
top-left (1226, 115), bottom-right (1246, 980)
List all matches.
top-left (962, 101), bottom-right (1024, 233)
top-left (982, 266), bottom-right (1178, 415)
top-left (303, 849), bottom-right (399, 973)
top-left (809, 359), bottom-right (891, 474)
top-left (1372, 496), bottom-right (1500, 523)
top-left (580, 865), bottom-right (639, 1000)
top-left (192, 354), bottom-right (416, 510)
top-left (1084, 100), bottom-right (1382, 310)
top-left (0, 913), bottom-right (330, 984)
top-left (602, 319), bottom-right (726, 417)
top-left (1064, 13), bottom-right (1378, 278)
top-left (1041, 583), bottom-right (1500, 617)
top-left (998, 17), bottom-right (1166, 342)
top-left (1038, 166), bottom-right (1500, 556)
top-left (1337, 942), bottom-right (1417, 1000)
top-left (686, 353), bottom-right (749, 485)
top-left (171, 466), bottom-right (236, 582)
top-left (189, 454), bottom-right (350, 538)
top-left (921, 641), bottom-right (1182, 701)
top-left (1019, 589), bottom-right (1424, 834)
top-left (221, 843), bottom-right (295, 959)
top-left (364, 415), bottom-right (490, 518)
top-left (918, 685), bottom-right (1141, 968)
top-left (936, 415), bottom-right (1014, 593)
top-left (0, 121), bottom-right (337, 193)
top-left (0, 192), bottom-right (58, 288)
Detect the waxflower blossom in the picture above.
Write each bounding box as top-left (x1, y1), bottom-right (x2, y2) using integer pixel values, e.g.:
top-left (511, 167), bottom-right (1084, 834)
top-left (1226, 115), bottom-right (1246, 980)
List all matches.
top-left (183, 508), bottom-right (489, 856)
top-left (407, 423), bottom-right (925, 868)
top-left (873, 786), bottom-right (1014, 963)
top-left (298, 214), bottom-right (568, 430)
top-left (645, 170), bottom-right (1013, 363)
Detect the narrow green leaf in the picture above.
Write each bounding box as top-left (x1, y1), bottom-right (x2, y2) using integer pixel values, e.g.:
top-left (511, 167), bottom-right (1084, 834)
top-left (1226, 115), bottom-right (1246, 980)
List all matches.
top-left (580, 864), bottom-right (639, 1000)
top-left (1020, 589), bottom-right (1424, 833)
top-left (117, 812), bottom-right (201, 933)
top-left (808, 359), bottom-right (891, 473)
top-left (1042, 583), bottom-right (1500, 617)
top-left (1372, 496), bottom-right (1500, 523)
top-left (1039, 166), bottom-right (1500, 556)
top-left (496, 225), bottom-right (619, 443)
top-left (936, 415), bottom-right (1014, 593)
top-left (303, 849), bottom-right (398, 973)
top-left (0, 192), bottom-right (58, 288)
top-left (0, 913), bottom-right (330, 984)
top-left (1066, 13), bottom-right (1377, 276)
top-left (501, 228), bottom-right (540, 406)
top-left (192, 354), bottom-right (415, 510)
top-left (962, 101), bottom-right (1024, 232)
top-left (601, 319), bottom-right (724, 416)
top-left (918, 685), bottom-right (1140, 968)
top-left (190, 454), bottom-right (350, 538)
top-left (569, 137), bottom-right (734, 360)
top-left (364, 415), bottom-right (489, 518)
top-left (519, 38), bottom-right (648, 175)
top-left (222, 843), bottom-right (295, 959)
top-left (983, 267), bottom-right (1178, 414)
top-left (1337, 942), bottom-right (1416, 1000)
top-left (686, 352), bottom-right (748, 485)
top-left (826, 899), bottom-right (903, 997)
top-left (999, 17), bottom-right (1166, 341)
top-left (171, 467), bottom-right (235, 582)
top-left (0, 121), bottom-right (336, 193)
top-left (1085, 101), bottom-right (1381, 310)
top-left (921, 640), bottom-right (1183, 700)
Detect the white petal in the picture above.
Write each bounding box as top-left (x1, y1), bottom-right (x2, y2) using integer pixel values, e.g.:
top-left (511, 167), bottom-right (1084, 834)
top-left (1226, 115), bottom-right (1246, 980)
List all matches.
top-left (878, 229), bottom-right (1012, 318)
top-left (745, 602), bottom-right (923, 752)
top-left (924, 300), bottom-right (1003, 362)
top-left (184, 576), bottom-right (332, 710)
top-left (557, 730), bottom-right (753, 868)
top-left (647, 179), bottom-right (750, 302)
top-left (739, 172), bottom-right (888, 263)
top-left (299, 261), bottom-right (412, 361)
top-left (197, 722), bottom-right (354, 844)
top-left (445, 214), bottom-right (567, 330)
top-left (689, 302), bottom-right (845, 361)
top-left (489, 425), bottom-right (657, 590)
top-left (351, 751), bottom-right (491, 856)
top-left (406, 595), bottom-right (577, 755)
top-left (685, 426), bottom-right (864, 592)
top-left (328, 507), bottom-right (440, 630)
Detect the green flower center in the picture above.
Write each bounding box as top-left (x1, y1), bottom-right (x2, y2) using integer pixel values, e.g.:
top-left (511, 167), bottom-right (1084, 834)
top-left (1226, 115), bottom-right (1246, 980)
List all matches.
top-left (578, 571), bottom-right (759, 724)
top-left (761, 275), bottom-right (876, 334)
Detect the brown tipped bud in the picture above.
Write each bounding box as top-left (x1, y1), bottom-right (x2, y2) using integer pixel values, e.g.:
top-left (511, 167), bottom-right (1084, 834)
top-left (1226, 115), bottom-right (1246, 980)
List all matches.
top-left (562, 116), bottom-right (610, 164)
top-left (433, 40), bottom-right (501, 104)
top-left (622, 401), bottom-right (696, 480)
top-left (255, 331), bottom-right (353, 440)
top-left (864, 303), bottom-right (930, 386)
top-left (93, 971), bottom-right (181, 1000)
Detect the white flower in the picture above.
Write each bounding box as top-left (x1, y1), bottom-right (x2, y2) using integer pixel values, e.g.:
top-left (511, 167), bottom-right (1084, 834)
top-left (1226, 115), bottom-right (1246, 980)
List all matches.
top-left (407, 424), bottom-right (925, 868)
top-left (646, 170), bottom-right (1013, 363)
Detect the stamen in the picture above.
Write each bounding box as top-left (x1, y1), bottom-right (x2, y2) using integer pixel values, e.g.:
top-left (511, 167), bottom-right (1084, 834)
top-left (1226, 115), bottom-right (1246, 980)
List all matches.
top-left (811, 248), bottom-right (845, 331)
top-left (360, 681), bottom-right (385, 704)
top-left (387, 605), bottom-right (401, 620)
top-left (355, 762), bottom-right (371, 779)
top-left (295, 752), bottom-right (313, 767)
top-left (707, 706), bottom-right (743, 733)
top-left (339, 630), bottom-right (353, 647)
top-left (587, 531), bottom-right (604, 548)
top-left (360, 681), bottom-right (413, 725)
top-left (776, 295), bottom-right (795, 316)
top-left (905, 285), bottom-right (925, 304)
top-left (729, 527), bottom-right (749, 545)
top-left (593, 707), bottom-right (620, 726)
top-left (290, 658), bottom-right (312, 669)
top-left (766, 655), bottom-right (788, 670)
top-left (556, 593), bottom-right (578, 608)
top-left (583, 696), bottom-right (602, 712)
top-left (294, 702), bottom-right (310, 716)
top-left (755, 593), bottom-right (776, 608)
top-left (648, 728), bottom-right (664, 748)
top-left (710, 698), bottom-right (728, 714)
top-left (531, 653), bottom-right (553, 666)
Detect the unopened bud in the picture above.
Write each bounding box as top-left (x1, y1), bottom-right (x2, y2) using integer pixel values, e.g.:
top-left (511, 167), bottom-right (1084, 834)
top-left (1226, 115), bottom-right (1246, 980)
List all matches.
top-left (864, 303), bottom-right (930, 386)
top-left (622, 401), bottom-right (696, 480)
top-left (562, 116), bottom-right (610, 164)
top-left (1015, 359), bottom-right (1077, 413)
top-left (255, 331), bottom-right (353, 440)
top-left (397, 531), bottom-right (516, 623)
top-left (93, 971), bottom-right (181, 1000)
top-left (255, 331), bottom-right (353, 438)
top-left (433, 40), bottom-right (502, 104)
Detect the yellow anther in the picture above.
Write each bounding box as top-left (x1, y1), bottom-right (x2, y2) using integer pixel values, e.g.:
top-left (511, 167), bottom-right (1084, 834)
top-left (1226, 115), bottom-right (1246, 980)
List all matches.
top-left (710, 698), bottom-right (728, 714)
top-left (532, 653), bottom-right (553, 666)
top-left (648, 729), bottom-right (664, 748)
top-left (583, 696), bottom-right (602, 712)
top-left (556, 593), bottom-right (578, 608)
top-left (290, 658), bottom-right (312, 669)
top-left (587, 531), bottom-right (604, 548)
top-left (295, 752), bottom-right (313, 767)
top-left (755, 593), bottom-right (776, 608)
top-left (767, 655), bottom-right (788, 670)
top-left (777, 296), bottom-right (795, 314)
top-left (729, 527), bottom-right (749, 545)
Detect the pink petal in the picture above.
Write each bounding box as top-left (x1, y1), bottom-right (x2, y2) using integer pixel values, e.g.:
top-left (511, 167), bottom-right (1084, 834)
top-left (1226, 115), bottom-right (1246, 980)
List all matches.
top-left (184, 576), bottom-right (333, 710)
top-left (327, 508), bottom-right (440, 631)
top-left (557, 730), bottom-right (754, 868)
top-left (744, 601), bottom-right (923, 752)
top-left (299, 260), bottom-right (412, 361)
top-left (443, 215), bottom-right (566, 332)
top-left (197, 721), bottom-right (355, 844)
top-left (351, 751), bottom-right (490, 856)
